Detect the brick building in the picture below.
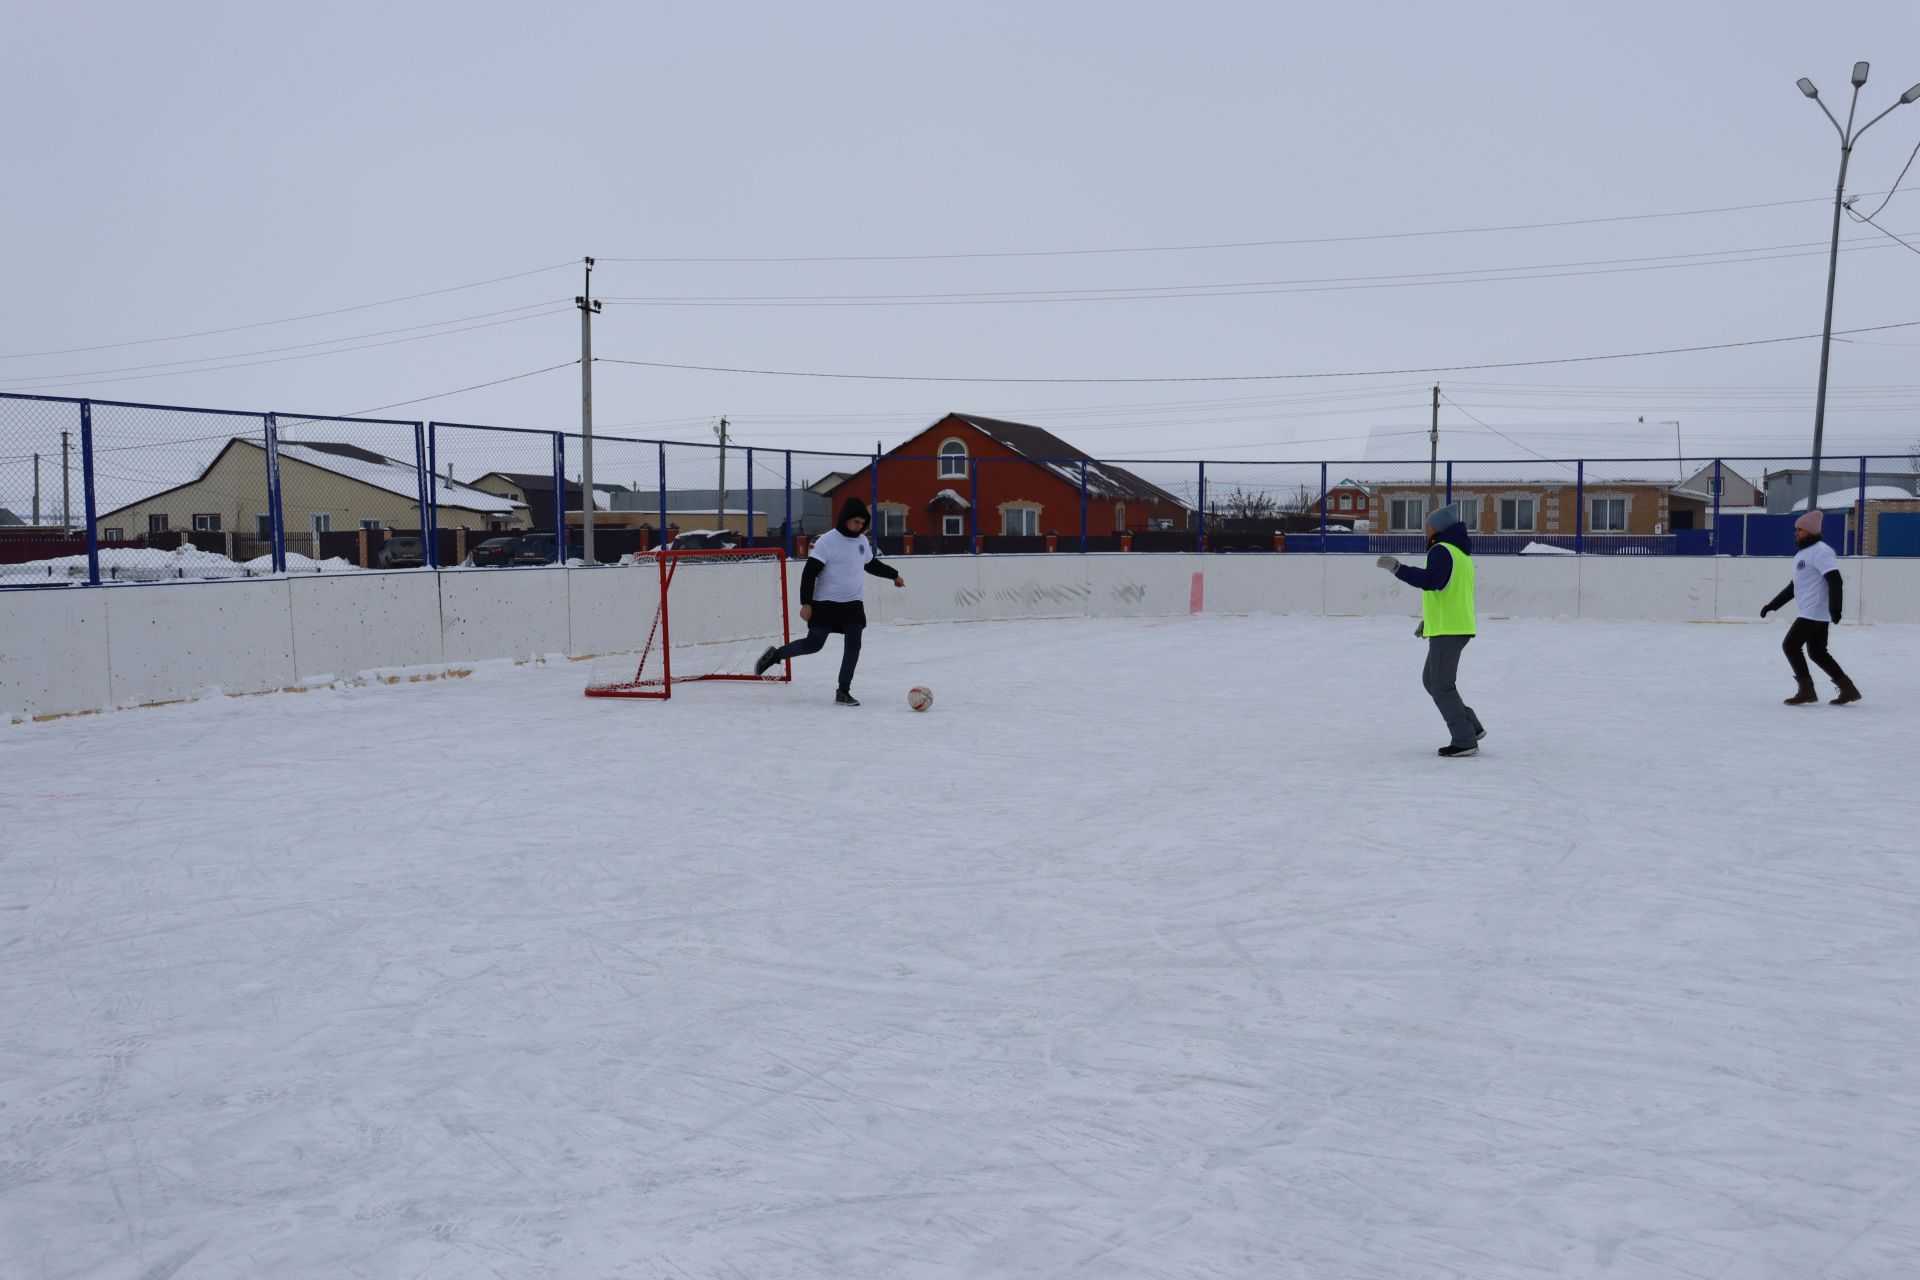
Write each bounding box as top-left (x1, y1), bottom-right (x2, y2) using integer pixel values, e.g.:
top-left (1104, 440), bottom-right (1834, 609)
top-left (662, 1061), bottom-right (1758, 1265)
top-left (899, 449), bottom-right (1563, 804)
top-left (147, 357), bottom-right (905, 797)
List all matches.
top-left (826, 414), bottom-right (1190, 541)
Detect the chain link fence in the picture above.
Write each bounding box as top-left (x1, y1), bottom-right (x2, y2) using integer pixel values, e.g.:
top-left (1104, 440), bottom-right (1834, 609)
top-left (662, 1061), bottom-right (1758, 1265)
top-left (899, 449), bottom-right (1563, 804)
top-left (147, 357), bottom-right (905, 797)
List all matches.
top-left (8, 390), bottom-right (1919, 590)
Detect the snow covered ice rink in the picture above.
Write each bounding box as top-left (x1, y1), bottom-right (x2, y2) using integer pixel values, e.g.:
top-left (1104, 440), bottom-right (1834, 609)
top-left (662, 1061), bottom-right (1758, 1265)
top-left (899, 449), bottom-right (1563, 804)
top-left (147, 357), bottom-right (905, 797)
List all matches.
top-left (4, 613), bottom-right (1918, 1280)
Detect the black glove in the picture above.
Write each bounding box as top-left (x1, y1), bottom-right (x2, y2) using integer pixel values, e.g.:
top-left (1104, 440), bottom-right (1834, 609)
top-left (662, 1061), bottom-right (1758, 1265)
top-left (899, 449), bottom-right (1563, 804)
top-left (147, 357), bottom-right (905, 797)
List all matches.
top-left (1760, 603), bottom-right (1774, 617)
top-left (1831, 612), bottom-right (1841, 625)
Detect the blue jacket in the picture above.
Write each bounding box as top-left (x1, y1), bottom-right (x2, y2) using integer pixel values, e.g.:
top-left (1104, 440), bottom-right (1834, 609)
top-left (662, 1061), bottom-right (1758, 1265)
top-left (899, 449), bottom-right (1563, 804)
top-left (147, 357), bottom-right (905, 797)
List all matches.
top-left (1393, 523), bottom-right (1472, 591)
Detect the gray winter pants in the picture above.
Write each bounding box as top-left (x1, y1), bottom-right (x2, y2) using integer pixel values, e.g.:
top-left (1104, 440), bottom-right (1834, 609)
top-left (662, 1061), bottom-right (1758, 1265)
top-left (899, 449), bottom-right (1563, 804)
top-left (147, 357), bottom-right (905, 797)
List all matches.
top-left (1422, 635), bottom-right (1484, 748)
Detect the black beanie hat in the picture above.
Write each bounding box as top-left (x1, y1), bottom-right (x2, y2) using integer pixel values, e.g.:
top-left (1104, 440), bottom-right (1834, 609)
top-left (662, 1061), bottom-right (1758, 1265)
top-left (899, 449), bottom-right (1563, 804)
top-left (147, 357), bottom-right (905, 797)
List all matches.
top-left (837, 496), bottom-right (870, 533)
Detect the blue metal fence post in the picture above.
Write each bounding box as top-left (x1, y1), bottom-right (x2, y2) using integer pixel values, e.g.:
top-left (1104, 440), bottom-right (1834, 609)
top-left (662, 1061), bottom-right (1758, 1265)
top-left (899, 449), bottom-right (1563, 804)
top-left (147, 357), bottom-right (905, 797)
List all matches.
top-left (1856, 456), bottom-right (1868, 556)
top-left (970, 458), bottom-right (980, 554)
top-left (1318, 462), bottom-right (1328, 550)
top-left (265, 412), bottom-right (287, 574)
top-left (426, 421), bottom-right (440, 565)
top-left (745, 447), bottom-right (755, 548)
top-left (657, 442), bottom-right (668, 547)
top-left (870, 451), bottom-right (880, 543)
top-left (79, 401), bottom-right (100, 585)
top-left (1078, 461), bottom-right (1088, 553)
top-left (1711, 459), bottom-right (1723, 556)
top-left (1196, 461), bottom-right (1206, 552)
top-left (784, 451), bottom-right (793, 557)
top-left (1445, 461), bottom-right (1453, 504)
top-left (1575, 460), bottom-right (1585, 555)
top-left (412, 422), bottom-right (436, 568)
top-left (551, 432), bottom-right (566, 563)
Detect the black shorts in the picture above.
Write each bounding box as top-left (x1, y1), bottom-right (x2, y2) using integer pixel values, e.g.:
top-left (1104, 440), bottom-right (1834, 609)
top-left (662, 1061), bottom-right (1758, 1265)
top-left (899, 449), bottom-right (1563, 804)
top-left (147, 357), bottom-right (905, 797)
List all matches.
top-left (807, 599), bottom-right (867, 633)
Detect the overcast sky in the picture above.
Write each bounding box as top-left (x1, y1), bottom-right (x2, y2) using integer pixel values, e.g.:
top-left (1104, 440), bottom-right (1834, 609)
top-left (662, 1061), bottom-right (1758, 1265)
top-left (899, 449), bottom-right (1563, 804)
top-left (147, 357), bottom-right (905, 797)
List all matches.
top-left (5, 0), bottom-right (1920, 488)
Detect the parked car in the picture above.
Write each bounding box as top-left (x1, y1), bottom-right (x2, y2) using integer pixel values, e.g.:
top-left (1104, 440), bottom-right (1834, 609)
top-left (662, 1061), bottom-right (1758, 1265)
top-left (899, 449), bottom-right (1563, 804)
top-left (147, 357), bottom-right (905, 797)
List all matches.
top-left (661, 529), bottom-right (743, 551)
top-left (467, 534), bottom-right (581, 566)
top-left (506, 533), bottom-right (584, 564)
top-left (376, 535), bottom-right (425, 568)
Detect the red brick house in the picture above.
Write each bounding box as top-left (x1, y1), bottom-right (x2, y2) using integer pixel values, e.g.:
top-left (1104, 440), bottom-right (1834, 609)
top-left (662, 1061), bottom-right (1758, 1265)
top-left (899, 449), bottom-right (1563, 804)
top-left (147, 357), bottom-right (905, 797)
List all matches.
top-left (826, 413), bottom-right (1190, 540)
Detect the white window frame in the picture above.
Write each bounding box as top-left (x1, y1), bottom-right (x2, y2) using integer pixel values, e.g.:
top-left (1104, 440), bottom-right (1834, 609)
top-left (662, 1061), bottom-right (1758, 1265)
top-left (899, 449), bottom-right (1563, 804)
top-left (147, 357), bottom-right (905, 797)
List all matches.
top-left (148, 514), bottom-right (169, 534)
top-left (876, 505), bottom-right (905, 536)
top-left (1498, 497), bottom-right (1536, 532)
top-left (192, 513), bottom-right (221, 532)
top-left (358, 518), bottom-right (383, 531)
top-left (1389, 497), bottom-right (1426, 532)
top-left (103, 527), bottom-right (124, 541)
top-left (1001, 506), bottom-right (1039, 536)
top-left (938, 438), bottom-right (969, 479)
top-left (1338, 494), bottom-right (1353, 511)
top-left (310, 513), bottom-right (333, 534)
top-left (1455, 498), bottom-right (1480, 530)
top-left (942, 515), bottom-right (965, 537)
top-left (1590, 496), bottom-right (1627, 532)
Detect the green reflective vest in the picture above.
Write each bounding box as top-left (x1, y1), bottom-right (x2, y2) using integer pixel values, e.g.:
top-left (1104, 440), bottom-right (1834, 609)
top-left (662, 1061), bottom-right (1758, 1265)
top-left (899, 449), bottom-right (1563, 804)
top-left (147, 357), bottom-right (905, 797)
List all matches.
top-left (1421, 546), bottom-right (1476, 636)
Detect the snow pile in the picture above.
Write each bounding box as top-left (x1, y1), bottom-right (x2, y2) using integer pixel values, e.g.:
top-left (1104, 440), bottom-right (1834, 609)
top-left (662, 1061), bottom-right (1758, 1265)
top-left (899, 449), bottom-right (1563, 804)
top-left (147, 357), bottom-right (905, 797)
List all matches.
top-left (9, 545), bottom-right (362, 581)
top-left (1519, 541), bottom-right (1577, 555)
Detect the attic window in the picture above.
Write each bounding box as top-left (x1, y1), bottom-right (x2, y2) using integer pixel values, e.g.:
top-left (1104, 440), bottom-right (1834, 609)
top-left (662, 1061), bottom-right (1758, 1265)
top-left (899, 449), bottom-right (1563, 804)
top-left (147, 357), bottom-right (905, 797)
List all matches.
top-left (938, 439), bottom-right (969, 479)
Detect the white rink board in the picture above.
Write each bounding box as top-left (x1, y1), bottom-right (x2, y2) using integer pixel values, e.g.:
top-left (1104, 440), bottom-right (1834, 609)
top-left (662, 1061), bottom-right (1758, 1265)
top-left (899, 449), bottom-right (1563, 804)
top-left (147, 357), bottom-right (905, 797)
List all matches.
top-left (0, 588), bottom-right (112, 720)
top-left (7, 553), bottom-right (1920, 720)
top-left (104, 578), bottom-right (296, 707)
top-left (437, 566), bottom-right (570, 662)
top-left (288, 571), bottom-right (444, 679)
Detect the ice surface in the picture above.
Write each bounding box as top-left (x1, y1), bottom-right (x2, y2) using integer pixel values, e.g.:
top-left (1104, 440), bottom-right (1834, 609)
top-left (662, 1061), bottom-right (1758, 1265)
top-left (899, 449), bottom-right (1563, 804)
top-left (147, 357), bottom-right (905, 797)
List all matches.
top-left (3, 615), bottom-right (1917, 1279)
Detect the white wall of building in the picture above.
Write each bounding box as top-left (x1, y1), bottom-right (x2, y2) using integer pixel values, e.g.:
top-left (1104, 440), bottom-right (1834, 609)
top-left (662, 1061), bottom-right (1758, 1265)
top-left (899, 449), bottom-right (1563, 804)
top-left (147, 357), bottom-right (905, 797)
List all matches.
top-left (6, 553), bottom-right (1917, 721)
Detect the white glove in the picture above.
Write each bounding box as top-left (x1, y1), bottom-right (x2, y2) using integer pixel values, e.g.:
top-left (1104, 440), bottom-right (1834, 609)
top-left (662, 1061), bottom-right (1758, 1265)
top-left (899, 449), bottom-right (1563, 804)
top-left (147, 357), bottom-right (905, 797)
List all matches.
top-left (1376, 555), bottom-right (1400, 572)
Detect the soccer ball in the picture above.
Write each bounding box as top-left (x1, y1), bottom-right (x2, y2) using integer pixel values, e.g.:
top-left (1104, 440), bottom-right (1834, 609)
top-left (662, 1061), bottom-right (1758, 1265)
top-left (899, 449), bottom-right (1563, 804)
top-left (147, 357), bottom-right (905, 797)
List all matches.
top-left (907, 686), bottom-right (933, 712)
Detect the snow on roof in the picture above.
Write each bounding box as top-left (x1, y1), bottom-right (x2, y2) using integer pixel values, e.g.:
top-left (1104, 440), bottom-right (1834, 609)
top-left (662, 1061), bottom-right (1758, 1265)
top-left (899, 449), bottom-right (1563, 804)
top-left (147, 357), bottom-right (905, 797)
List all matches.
top-left (277, 443), bottom-right (520, 513)
top-left (929, 488), bottom-right (971, 509)
top-left (1817, 485), bottom-right (1918, 504)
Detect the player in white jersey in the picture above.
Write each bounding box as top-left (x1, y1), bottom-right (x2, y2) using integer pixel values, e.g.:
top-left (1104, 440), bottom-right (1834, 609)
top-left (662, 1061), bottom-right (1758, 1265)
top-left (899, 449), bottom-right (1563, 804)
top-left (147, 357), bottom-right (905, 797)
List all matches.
top-left (754, 497), bottom-right (904, 705)
top-left (1761, 508), bottom-right (1862, 705)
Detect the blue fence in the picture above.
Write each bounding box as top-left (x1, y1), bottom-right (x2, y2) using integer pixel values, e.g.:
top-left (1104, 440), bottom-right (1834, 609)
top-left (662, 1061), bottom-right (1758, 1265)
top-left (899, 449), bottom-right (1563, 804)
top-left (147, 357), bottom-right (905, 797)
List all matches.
top-left (3, 390), bottom-right (1916, 588)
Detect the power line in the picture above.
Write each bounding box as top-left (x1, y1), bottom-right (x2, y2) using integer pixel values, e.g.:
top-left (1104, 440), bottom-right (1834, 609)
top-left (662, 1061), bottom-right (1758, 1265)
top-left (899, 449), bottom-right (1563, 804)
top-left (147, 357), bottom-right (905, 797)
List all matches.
top-left (1843, 207), bottom-right (1920, 258)
top-left (596, 193), bottom-right (1873, 264)
top-left (4, 307), bottom-right (574, 394)
top-left (596, 232), bottom-right (1912, 308)
top-left (595, 317), bottom-right (1920, 385)
top-left (0, 260), bottom-right (578, 362)
top-left (0, 301), bottom-right (570, 388)
top-left (1851, 141), bottom-right (1920, 222)
top-left (340, 361), bottom-right (580, 417)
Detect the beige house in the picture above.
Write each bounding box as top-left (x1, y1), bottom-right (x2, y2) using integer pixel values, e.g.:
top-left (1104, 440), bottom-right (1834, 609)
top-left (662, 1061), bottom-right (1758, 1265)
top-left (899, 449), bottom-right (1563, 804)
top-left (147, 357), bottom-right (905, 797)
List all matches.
top-left (1368, 464), bottom-right (1763, 538)
top-left (97, 439), bottom-right (527, 556)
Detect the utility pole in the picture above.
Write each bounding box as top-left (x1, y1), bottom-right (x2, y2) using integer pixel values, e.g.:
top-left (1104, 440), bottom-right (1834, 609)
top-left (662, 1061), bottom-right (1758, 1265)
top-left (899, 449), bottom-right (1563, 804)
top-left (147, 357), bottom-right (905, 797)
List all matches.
top-left (1428, 385), bottom-right (1441, 513)
top-left (714, 417), bottom-right (728, 531)
top-left (576, 257), bottom-right (602, 564)
top-left (33, 452), bottom-right (42, 526)
top-left (62, 431), bottom-right (72, 533)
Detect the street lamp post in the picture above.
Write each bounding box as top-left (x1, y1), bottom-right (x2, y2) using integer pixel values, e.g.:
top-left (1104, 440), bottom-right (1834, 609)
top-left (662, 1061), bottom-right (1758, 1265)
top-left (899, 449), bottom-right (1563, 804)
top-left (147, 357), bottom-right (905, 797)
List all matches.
top-left (1795, 63), bottom-right (1920, 514)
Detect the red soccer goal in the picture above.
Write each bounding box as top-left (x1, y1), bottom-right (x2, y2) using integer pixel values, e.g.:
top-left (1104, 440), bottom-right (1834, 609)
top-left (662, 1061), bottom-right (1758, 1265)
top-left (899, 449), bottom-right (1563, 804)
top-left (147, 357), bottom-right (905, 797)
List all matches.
top-left (584, 547), bottom-right (792, 699)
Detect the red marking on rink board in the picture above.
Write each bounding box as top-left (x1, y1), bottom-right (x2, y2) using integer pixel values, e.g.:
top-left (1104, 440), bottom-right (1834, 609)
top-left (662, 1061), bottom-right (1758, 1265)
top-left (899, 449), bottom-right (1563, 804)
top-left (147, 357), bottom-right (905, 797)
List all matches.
top-left (1190, 571), bottom-right (1205, 614)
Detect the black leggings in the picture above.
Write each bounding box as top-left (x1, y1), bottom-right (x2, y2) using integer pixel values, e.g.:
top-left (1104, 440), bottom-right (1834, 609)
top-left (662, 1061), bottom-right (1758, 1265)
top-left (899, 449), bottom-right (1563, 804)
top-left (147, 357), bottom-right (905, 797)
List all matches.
top-left (774, 623), bottom-right (864, 691)
top-left (1783, 618), bottom-right (1850, 686)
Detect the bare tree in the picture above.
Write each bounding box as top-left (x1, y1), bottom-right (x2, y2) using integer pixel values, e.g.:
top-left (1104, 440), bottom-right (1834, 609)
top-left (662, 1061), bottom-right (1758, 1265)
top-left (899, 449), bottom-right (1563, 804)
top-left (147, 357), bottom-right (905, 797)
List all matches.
top-left (1206, 485), bottom-right (1282, 522)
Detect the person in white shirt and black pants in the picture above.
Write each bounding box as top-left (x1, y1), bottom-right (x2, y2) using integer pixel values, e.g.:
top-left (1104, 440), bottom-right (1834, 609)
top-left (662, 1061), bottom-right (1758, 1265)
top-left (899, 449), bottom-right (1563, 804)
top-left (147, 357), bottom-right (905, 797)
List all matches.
top-left (1762, 508), bottom-right (1862, 706)
top-left (755, 497), bottom-right (904, 705)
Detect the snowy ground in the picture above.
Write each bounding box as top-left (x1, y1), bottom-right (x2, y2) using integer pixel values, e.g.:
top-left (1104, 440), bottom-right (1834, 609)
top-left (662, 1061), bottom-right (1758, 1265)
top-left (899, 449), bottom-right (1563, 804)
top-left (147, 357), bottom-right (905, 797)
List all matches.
top-left (3, 615), bottom-right (1917, 1280)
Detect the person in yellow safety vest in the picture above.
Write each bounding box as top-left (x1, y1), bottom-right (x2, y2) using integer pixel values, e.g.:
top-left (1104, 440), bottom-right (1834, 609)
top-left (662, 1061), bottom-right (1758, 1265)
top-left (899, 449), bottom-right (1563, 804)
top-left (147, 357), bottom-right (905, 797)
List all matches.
top-left (1376, 502), bottom-right (1486, 758)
